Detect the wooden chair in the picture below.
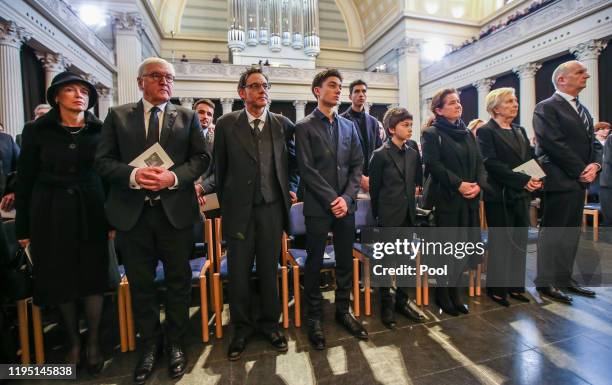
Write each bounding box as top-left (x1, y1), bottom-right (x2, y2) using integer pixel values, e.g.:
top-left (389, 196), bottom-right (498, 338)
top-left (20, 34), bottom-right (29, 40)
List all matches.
top-left (583, 191), bottom-right (600, 241)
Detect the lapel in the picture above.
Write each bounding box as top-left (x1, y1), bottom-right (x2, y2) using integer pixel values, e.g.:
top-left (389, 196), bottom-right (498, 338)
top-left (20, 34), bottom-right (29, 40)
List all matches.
top-left (160, 102), bottom-right (177, 147)
top-left (235, 109), bottom-right (257, 160)
top-left (365, 114), bottom-right (375, 150)
top-left (490, 120), bottom-right (523, 160)
top-left (437, 128), bottom-right (467, 172)
top-left (386, 141), bottom-right (405, 179)
top-left (132, 101), bottom-right (147, 153)
top-left (268, 111), bottom-right (284, 168)
top-left (552, 93), bottom-right (590, 139)
top-left (317, 113), bottom-right (337, 157)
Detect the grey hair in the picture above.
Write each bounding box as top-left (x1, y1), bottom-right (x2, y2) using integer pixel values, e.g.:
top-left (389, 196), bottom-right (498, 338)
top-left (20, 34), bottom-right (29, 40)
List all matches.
top-left (551, 60), bottom-right (580, 90)
top-left (34, 103), bottom-right (51, 113)
top-left (485, 87), bottom-right (516, 116)
top-left (137, 57), bottom-right (175, 78)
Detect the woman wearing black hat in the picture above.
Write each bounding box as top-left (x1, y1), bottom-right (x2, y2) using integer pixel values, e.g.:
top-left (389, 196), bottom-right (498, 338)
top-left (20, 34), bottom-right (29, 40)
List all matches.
top-left (15, 72), bottom-right (109, 373)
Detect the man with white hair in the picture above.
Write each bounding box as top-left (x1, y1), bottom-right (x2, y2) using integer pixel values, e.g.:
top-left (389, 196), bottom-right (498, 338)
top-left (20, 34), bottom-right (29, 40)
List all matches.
top-left (533, 60), bottom-right (602, 303)
top-left (96, 57), bottom-right (209, 383)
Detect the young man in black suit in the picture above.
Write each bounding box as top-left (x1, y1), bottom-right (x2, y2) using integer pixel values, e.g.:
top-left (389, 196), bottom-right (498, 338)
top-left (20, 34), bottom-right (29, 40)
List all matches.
top-left (295, 69), bottom-right (367, 350)
top-left (340, 79), bottom-right (382, 192)
top-left (95, 57), bottom-right (209, 383)
top-left (369, 107), bottom-right (424, 328)
top-left (533, 60), bottom-right (602, 303)
top-left (214, 67), bottom-right (298, 360)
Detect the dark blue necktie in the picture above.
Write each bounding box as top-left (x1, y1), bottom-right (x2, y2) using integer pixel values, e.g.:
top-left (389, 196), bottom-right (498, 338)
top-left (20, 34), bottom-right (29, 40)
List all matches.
top-left (573, 98), bottom-right (590, 131)
top-left (146, 106), bottom-right (160, 148)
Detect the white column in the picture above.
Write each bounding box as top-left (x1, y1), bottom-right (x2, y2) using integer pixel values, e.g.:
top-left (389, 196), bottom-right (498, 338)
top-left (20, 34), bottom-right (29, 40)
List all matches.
top-left (221, 98), bottom-right (234, 115)
top-left (513, 62), bottom-right (541, 139)
top-left (180, 97), bottom-right (194, 109)
top-left (421, 97), bottom-right (432, 128)
top-left (570, 39), bottom-right (608, 122)
top-left (97, 87), bottom-right (113, 121)
top-left (364, 102), bottom-right (371, 114)
top-left (112, 12), bottom-right (143, 105)
top-left (35, 52), bottom-right (69, 90)
top-left (0, 21), bottom-right (31, 138)
top-left (396, 38), bottom-right (422, 141)
top-left (473, 78), bottom-right (496, 121)
top-left (293, 100), bottom-right (307, 122)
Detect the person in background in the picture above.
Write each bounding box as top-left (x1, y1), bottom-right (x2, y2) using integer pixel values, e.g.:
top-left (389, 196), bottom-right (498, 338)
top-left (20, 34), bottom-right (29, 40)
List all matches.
top-left (600, 131), bottom-right (612, 226)
top-left (16, 104), bottom-right (51, 147)
top-left (15, 72), bottom-right (109, 373)
top-left (193, 98), bottom-right (217, 204)
top-left (595, 121), bottom-right (610, 147)
top-left (212, 55), bottom-right (222, 64)
top-left (0, 123), bottom-right (20, 211)
top-left (467, 118), bottom-right (485, 137)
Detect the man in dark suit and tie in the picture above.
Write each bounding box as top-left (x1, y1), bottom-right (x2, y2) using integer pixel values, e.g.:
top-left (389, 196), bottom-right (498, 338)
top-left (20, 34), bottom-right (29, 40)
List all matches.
top-left (295, 69), bottom-right (367, 350)
top-left (533, 60), bottom-right (602, 303)
top-left (194, 98), bottom-right (216, 200)
top-left (340, 79), bottom-right (382, 193)
top-left (95, 57), bottom-right (209, 383)
top-left (215, 67), bottom-right (298, 360)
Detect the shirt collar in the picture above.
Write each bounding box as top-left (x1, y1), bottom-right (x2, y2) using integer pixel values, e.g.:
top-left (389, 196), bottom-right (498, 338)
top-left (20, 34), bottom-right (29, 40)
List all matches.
top-left (143, 99), bottom-right (168, 114)
top-left (555, 90), bottom-right (578, 104)
top-left (245, 108), bottom-right (267, 125)
top-left (314, 107), bottom-right (337, 124)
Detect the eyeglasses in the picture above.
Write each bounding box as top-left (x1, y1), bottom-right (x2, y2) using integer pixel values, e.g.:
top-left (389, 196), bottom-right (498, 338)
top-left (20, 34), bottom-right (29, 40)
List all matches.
top-left (243, 83), bottom-right (271, 90)
top-left (142, 72), bottom-right (175, 83)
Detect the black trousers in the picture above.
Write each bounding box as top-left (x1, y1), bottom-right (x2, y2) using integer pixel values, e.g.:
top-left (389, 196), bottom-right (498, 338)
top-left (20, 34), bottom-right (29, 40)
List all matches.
top-left (535, 189), bottom-right (584, 287)
top-left (119, 204), bottom-right (193, 347)
top-left (380, 217), bottom-right (415, 307)
top-left (484, 199), bottom-right (529, 297)
top-left (304, 214), bottom-right (355, 320)
top-left (601, 187), bottom-right (612, 226)
top-left (227, 201), bottom-right (283, 338)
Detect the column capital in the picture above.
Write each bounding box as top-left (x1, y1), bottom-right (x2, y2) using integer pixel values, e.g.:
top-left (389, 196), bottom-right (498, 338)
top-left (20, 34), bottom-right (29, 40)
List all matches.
top-left (111, 12), bottom-right (144, 35)
top-left (396, 38), bottom-right (423, 57)
top-left (387, 103), bottom-right (399, 109)
top-left (293, 100), bottom-right (307, 108)
top-left (180, 97), bottom-right (194, 107)
top-left (473, 78), bottom-right (495, 93)
top-left (0, 21), bottom-right (32, 49)
top-left (513, 62), bottom-right (542, 79)
top-left (83, 73), bottom-right (99, 86)
top-left (570, 39), bottom-right (608, 61)
top-left (220, 98), bottom-right (234, 104)
top-left (35, 52), bottom-right (70, 72)
top-left (97, 87), bottom-right (113, 99)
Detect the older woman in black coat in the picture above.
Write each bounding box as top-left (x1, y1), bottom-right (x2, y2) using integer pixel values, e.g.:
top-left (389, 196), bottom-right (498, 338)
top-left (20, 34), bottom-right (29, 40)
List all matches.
top-left (15, 72), bottom-right (109, 373)
top-left (421, 88), bottom-right (487, 316)
top-left (477, 87), bottom-right (542, 307)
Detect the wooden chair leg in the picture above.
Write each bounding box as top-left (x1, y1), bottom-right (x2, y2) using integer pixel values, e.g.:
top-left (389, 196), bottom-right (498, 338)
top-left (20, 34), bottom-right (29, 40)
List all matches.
top-left (281, 266), bottom-right (289, 329)
top-left (594, 212), bottom-right (599, 242)
top-left (353, 258), bottom-right (360, 317)
top-left (213, 273), bottom-right (223, 339)
top-left (469, 271), bottom-right (475, 297)
top-left (31, 304), bottom-right (44, 364)
top-left (117, 284), bottom-right (128, 352)
top-left (123, 282), bottom-right (136, 351)
top-left (423, 273), bottom-right (429, 306)
top-left (416, 253), bottom-right (422, 306)
top-left (364, 258), bottom-right (371, 316)
top-left (200, 276), bottom-right (209, 343)
top-left (582, 213), bottom-right (587, 231)
top-left (292, 265), bottom-right (301, 328)
top-left (476, 264), bottom-right (482, 297)
top-left (17, 299), bottom-right (30, 364)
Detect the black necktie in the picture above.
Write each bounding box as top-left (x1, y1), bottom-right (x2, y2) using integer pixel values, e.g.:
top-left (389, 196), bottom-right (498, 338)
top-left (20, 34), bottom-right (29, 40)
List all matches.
top-left (146, 106), bottom-right (160, 148)
top-left (252, 119), bottom-right (261, 137)
top-left (573, 98), bottom-right (590, 131)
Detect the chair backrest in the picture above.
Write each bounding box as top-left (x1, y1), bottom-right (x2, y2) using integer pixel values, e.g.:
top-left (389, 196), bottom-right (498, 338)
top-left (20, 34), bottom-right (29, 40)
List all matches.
top-left (288, 202), bottom-right (306, 236)
top-left (355, 199), bottom-right (376, 229)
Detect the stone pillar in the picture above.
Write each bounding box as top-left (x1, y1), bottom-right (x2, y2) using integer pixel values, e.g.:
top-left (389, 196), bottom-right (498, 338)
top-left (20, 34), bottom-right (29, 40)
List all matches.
top-left (180, 97), bottom-right (194, 109)
top-left (570, 39), bottom-right (608, 122)
top-left (221, 98), bottom-right (234, 115)
top-left (396, 38), bottom-right (422, 141)
top-left (364, 102), bottom-right (371, 114)
top-left (421, 97), bottom-right (432, 129)
top-left (112, 12), bottom-right (143, 105)
top-left (473, 78), bottom-right (496, 121)
top-left (0, 21), bottom-right (31, 137)
top-left (293, 100), bottom-right (307, 122)
top-left (513, 62), bottom-right (541, 139)
top-left (97, 87), bottom-right (113, 121)
top-left (36, 52), bottom-right (70, 90)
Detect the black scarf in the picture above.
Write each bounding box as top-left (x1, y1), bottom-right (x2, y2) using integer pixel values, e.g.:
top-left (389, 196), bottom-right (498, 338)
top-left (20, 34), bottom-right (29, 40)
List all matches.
top-left (432, 116), bottom-right (469, 140)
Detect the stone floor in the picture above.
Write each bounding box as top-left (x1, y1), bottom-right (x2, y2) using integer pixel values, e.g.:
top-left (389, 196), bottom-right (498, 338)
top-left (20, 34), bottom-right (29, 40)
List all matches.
top-left (13, 231), bottom-right (612, 385)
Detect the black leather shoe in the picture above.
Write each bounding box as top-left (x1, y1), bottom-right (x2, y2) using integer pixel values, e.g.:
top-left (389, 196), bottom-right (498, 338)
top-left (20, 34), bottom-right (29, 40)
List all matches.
top-left (449, 287), bottom-right (469, 314)
top-left (565, 286), bottom-right (596, 297)
top-left (228, 337), bottom-right (248, 361)
top-left (307, 319), bottom-right (326, 350)
top-left (509, 292), bottom-right (530, 303)
top-left (436, 287), bottom-right (458, 316)
top-left (537, 286), bottom-right (573, 304)
top-left (489, 294), bottom-right (510, 307)
top-left (134, 345), bottom-right (159, 385)
top-left (167, 343), bottom-right (186, 379)
top-left (265, 331), bottom-right (288, 352)
top-left (381, 305), bottom-right (396, 329)
top-left (335, 312), bottom-right (368, 340)
top-left (396, 301), bottom-right (425, 322)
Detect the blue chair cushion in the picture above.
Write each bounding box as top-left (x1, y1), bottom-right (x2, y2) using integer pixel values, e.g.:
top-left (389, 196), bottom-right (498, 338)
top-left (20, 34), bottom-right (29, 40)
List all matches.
top-left (118, 265), bottom-right (126, 278)
top-left (289, 245), bottom-right (336, 269)
top-left (584, 202), bottom-right (601, 211)
top-left (218, 258), bottom-right (284, 278)
top-left (481, 230), bottom-right (488, 248)
top-left (289, 203), bottom-right (306, 236)
top-left (527, 227), bottom-right (539, 244)
top-left (153, 257), bottom-right (207, 284)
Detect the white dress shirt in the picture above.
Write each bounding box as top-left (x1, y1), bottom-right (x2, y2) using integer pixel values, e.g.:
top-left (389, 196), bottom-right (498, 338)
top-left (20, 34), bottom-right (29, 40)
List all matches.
top-left (555, 90), bottom-right (580, 114)
top-left (245, 108), bottom-right (267, 132)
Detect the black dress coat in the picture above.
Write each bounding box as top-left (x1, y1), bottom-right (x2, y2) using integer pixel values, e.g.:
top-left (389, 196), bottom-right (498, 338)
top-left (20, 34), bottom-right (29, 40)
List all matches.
top-left (15, 109), bottom-right (109, 306)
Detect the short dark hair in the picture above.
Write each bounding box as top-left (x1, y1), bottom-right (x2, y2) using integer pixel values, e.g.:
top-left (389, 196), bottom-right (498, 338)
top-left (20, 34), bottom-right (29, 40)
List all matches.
top-left (311, 68), bottom-right (343, 99)
top-left (238, 67), bottom-right (269, 91)
top-left (349, 79), bottom-right (367, 95)
top-left (193, 98), bottom-right (215, 110)
top-left (430, 88), bottom-right (458, 116)
top-left (383, 107), bottom-right (413, 138)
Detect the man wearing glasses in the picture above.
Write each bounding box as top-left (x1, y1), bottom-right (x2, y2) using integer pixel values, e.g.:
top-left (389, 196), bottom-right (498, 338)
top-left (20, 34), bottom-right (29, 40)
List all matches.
top-left (214, 67), bottom-right (298, 360)
top-left (96, 57), bottom-right (209, 383)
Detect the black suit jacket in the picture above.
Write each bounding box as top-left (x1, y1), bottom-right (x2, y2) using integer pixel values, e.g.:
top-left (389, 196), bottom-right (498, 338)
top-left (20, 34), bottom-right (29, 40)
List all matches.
top-left (198, 129), bottom-right (216, 194)
top-left (95, 100), bottom-right (209, 231)
top-left (477, 120), bottom-right (534, 202)
top-left (405, 139), bottom-right (423, 187)
top-left (295, 109), bottom-right (364, 217)
top-left (533, 93), bottom-right (602, 192)
top-left (340, 108), bottom-right (382, 175)
top-left (369, 140), bottom-right (419, 226)
top-left (214, 109), bottom-right (298, 238)
top-left (601, 135), bottom-right (612, 189)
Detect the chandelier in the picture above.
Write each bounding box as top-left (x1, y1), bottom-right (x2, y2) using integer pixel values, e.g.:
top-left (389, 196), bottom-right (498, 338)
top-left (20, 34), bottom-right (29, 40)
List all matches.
top-left (228, 0), bottom-right (320, 57)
